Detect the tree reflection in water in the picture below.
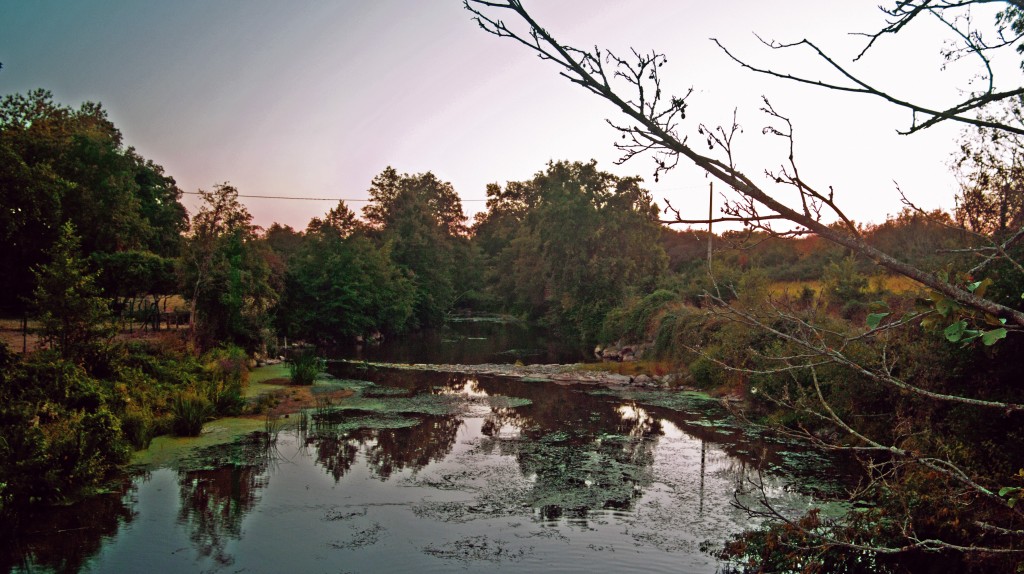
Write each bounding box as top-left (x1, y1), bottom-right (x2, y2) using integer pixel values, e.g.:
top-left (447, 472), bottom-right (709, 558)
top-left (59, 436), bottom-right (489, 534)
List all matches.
top-left (308, 413), bottom-right (463, 481)
top-left (176, 436), bottom-right (271, 567)
top-left (0, 477), bottom-right (135, 574)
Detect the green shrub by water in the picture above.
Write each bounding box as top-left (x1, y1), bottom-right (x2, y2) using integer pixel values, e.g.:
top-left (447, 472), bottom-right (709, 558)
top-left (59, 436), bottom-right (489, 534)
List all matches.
top-left (289, 352), bottom-right (325, 385)
top-left (202, 345), bottom-right (249, 415)
top-left (171, 391), bottom-right (213, 436)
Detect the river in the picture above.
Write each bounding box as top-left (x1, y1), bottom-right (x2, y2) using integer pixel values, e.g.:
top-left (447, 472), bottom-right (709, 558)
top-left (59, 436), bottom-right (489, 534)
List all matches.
top-left (4, 321), bottom-right (843, 573)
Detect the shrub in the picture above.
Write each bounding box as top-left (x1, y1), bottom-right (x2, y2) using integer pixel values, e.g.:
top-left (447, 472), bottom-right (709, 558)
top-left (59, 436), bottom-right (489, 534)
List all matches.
top-left (121, 407), bottom-right (157, 450)
top-left (170, 391), bottom-right (212, 436)
top-left (688, 355), bottom-right (725, 389)
top-left (601, 289), bottom-right (680, 343)
top-left (202, 345), bottom-right (249, 415)
top-left (288, 352), bottom-right (326, 385)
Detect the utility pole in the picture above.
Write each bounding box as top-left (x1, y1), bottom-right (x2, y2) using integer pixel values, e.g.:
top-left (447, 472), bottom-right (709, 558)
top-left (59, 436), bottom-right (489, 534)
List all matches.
top-left (707, 181), bottom-right (713, 266)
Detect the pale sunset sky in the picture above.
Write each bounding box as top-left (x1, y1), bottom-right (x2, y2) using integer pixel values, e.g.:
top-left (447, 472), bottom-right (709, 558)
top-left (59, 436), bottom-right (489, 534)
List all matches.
top-left (2, 1), bottom-right (1009, 230)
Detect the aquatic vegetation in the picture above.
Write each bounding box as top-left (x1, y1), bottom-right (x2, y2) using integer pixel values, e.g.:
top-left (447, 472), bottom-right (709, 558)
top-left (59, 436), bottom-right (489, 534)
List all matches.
top-left (310, 411), bottom-right (421, 431)
top-left (324, 393), bottom-right (464, 417)
top-left (171, 391), bottom-right (213, 437)
top-left (422, 535), bottom-right (531, 564)
top-left (288, 352), bottom-right (326, 385)
top-left (329, 522), bottom-right (386, 550)
top-left (360, 384), bottom-right (413, 397)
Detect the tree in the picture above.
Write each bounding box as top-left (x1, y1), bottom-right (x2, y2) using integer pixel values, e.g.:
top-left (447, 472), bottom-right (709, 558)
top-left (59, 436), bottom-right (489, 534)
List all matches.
top-left (0, 89), bottom-right (188, 315)
top-left (364, 166), bottom-right (468, 236)
top-left (466, 0), bottom-right (1024, 566)
top-left (477, 160), bottom-right (667, 342)
top-left (363, 168), bottom-right (469, 326)
top-left (281, 206), bottom-right (416, 342)
top-left (181, 184), bottom-right (278, 350)
top-left (31, 222), bottom-right (114, 364)
top-left (465, 1), bottom-right (1024, 328)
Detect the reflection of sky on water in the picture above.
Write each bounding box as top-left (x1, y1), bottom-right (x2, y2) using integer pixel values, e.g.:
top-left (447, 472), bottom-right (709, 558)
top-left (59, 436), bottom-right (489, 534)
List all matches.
top-left (14, 370), bottom-right (836, 574)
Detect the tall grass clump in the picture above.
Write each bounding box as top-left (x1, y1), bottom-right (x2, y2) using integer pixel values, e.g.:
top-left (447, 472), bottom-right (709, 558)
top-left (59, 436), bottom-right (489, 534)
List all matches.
top-left (121, 407), bottom-right (157, 450)
top-left (203, 345), bottom-right (249, 415)
top-left (171, 390), bottom-right (213, 436)
top-left (289, 352), bottom-right (325, 385)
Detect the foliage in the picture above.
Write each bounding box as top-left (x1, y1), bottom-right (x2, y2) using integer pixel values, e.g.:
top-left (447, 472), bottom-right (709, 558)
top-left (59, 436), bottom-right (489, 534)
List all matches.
top-left (474, 160), bottom-right (668, 344)
top-left (31, 221), bottom-right (116, 365)
top-left (820, 255), bottom-right (869, 315)
top-left (278, 202), bottom-right (417, 341)
top-left (201, 345), bottom-right (249, 415)
top-left (601, 288), bottom-right (680, 344)
top-left (288, 352), bottom-right (326, 386)
top-left (0, 89), bottom-right (187, 314)
top-left (0, 347), bottom-right (130, 513)
top-left (180, 183), bottom-right (280, 351)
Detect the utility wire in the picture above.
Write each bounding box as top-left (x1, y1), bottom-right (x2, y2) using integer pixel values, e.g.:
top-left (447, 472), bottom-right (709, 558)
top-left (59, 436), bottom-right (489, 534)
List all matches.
top-left (179, 185), bottom-right (702, 203)
top-left (179, 191), bottom-right (487, 202)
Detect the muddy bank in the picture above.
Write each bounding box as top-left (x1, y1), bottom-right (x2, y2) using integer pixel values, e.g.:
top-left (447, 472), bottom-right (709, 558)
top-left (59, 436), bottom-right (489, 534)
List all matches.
top-left (334, 359), bottom-right (681, 388)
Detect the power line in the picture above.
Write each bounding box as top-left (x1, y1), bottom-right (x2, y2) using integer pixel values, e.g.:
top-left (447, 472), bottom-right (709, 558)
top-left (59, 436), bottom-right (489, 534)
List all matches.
top-left (180, 186), bottom-right (703, 203)
top-left (179, 190), bottom-right (487, 201)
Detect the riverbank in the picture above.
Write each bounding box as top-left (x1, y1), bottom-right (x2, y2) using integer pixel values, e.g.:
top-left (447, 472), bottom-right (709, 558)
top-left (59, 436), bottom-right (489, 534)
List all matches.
top-left (335, 360), bottom-right (688, 389)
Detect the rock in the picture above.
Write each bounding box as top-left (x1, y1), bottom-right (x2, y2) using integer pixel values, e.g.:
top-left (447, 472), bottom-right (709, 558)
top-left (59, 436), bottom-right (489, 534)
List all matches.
top-left (621, 353), bottom-right (636, 362)
top-left (633, 374), bottom-right (654, 387)
top-left (605, 374), bottom-right (633, 386)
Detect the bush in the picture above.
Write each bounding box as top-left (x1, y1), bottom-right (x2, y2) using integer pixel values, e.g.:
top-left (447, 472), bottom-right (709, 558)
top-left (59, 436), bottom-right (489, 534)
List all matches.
top-left (120, 407), bottom-right (157, 450)
top-left (288, 352), bottom-right (325, 385)
top-left (688, 355), bottom-right (725, 389)
top-left (601, 289), bottom-right (680, 343)
top-left (202, 345), bottom-right (249, 415)
top-left (170, 391), bottom-right (212, 436)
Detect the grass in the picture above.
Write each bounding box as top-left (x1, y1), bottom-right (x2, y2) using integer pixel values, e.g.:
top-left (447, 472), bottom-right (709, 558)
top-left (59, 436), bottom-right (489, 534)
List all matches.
top-left (288, 352), bottom-right (326, 385)
top-left (767, 275), bottom-right (923, 299)
top-left (171, 391), bottom-right (213, 436)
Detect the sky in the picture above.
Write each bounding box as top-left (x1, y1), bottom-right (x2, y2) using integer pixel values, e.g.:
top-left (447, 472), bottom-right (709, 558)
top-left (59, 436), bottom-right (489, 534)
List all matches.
top-left (1, 1), bottom-right (1011, 231)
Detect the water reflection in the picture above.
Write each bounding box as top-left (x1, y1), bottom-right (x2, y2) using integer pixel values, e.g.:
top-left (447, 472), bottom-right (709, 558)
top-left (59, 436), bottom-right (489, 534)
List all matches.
top-left (175, 436), bottom-right (272, 566)
top-left (1, 480), bottom-right (134, 574)
top-left (309, 414), bottom-right (463, 481)
top-left (5, 363), bottom-right (837, 573)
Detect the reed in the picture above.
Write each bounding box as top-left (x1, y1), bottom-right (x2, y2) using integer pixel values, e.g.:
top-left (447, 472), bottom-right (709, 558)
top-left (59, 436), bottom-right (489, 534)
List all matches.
top-left (288, 352), bottom-right (326, 386)
top-left (170, 391), bottom-right (213, 436)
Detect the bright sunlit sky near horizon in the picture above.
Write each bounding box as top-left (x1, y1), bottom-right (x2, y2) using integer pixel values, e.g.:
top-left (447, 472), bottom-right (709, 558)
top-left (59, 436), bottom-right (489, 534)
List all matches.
top-left (2, 1), bottom-right (1011, 231)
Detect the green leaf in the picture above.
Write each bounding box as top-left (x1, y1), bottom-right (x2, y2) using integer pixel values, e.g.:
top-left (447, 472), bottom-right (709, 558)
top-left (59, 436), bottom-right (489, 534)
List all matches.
top-left (1000, 486), bottom-right (1019, 497)
top-left (866, 312), bottom-right (890, 330)
top-left (934, 297), bottom-right (956, 317)
top-left (964, 277), bottom-right (992, 295)
top-left (982, 328), bottom-right (1008, 346)
top-left (1010, 498), bottom-right (1018, 509)
top-left (944, 320), bottom-right (967, 342)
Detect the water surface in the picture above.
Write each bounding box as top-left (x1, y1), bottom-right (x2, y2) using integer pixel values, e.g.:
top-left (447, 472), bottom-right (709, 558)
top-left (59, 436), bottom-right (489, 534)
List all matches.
top-left (6, 365), bottom-right (838, 573)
